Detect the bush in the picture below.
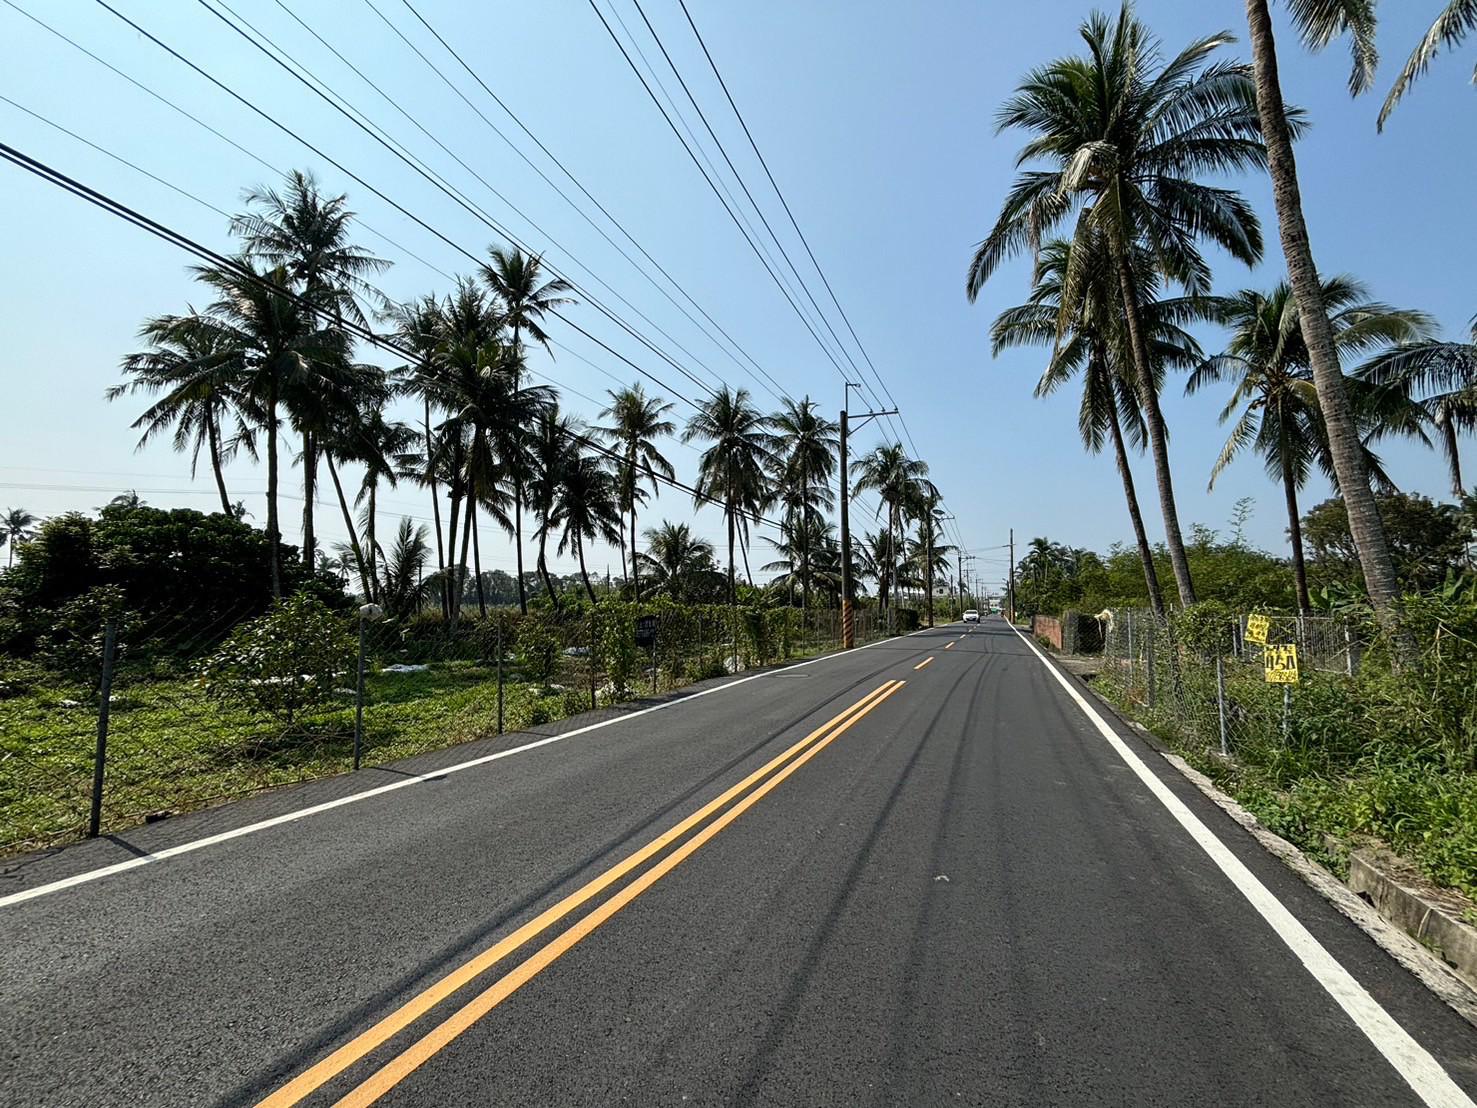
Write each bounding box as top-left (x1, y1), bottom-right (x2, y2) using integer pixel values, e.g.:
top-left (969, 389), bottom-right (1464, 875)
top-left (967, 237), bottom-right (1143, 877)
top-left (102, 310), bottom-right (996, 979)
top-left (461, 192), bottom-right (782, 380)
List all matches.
top-left (596, 600), bottom-right (638, 700)
top-left (514, 613), bottom-right (560, 685)
top-left (198, 594), bottom-right (355, 725)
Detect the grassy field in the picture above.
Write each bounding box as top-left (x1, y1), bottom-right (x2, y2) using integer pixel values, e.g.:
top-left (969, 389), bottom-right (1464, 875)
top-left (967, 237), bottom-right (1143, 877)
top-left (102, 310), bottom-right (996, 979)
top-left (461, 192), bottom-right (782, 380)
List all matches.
top-left (0, 662), bottom-right (584, 853)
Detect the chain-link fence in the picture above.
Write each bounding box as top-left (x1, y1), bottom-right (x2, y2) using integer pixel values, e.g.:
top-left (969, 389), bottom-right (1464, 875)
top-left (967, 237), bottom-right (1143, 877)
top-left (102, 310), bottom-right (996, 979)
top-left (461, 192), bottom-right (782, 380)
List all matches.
top-left (0, 600), bottom-right (891, 854)
top-left (1095, 608), bottom-right (1361, 760)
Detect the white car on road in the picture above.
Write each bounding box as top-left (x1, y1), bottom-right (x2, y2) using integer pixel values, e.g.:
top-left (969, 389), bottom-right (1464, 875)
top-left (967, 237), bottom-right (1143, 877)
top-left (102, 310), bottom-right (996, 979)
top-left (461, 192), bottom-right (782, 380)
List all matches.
top-left (963, 609), bottom-right (980, 623)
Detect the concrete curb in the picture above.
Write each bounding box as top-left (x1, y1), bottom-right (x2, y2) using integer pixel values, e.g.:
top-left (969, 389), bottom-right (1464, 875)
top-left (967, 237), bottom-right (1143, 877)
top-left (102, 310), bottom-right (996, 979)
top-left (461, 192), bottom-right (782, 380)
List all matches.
top-left (1076, 678), bottom-right (1477, 1032)
top-left (1348, 847), bottom-right (1477, 989)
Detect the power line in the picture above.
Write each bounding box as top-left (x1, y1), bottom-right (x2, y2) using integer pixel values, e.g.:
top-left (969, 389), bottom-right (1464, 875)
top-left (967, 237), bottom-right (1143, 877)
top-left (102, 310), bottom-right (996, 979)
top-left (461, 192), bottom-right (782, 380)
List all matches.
top-left (0, 139), bottom-right (787, 534)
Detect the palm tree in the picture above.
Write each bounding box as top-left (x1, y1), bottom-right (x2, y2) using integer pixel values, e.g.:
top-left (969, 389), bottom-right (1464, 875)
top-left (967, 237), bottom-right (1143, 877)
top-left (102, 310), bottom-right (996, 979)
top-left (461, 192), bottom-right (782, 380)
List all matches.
top-left (479, 245), bottom-right (574, 356)
top-left (638, 521), bottom-right (716, 602)
top-left (231, 169), bottom-right (387, 568)
top-left (1189, 276), bottom-right (1433, 612)
top-left (3, 508), bottom-right (37, 568)
top-left (110, 316), bottom-right (255, 515)
top-left (1380, 1), bottom-right (1476, 129)
top-left (684, 387), bottom-right (774, 604)
top-left (596, 384), bottom-right (676, 601)
top-left (378, 517), bottom-right (432, 620)
top-left (181, 260), bottom-right (350, 596)
top-left (528, 406), bottom-right (578, 611)
top-left (910, 494), bottom-right (956, 626)
top-left (992, 235), bottom-right (1203, 618)
top-left (350, 411), bottom-right (419, 604)
top-left (480, 248), bottom-right (574, 612)
top-left (555, 443), bottom-right (624, 602)
top-left (850, 444), bottom-right (929, 630)
top-left (1359, 317), bottom-right (1477, 497)
top-left (968, 7), bottom-right (1270, 607)
top-left (769, 397), bottom-right (838, 612)
top-left (1241, 0), bottom-right (1408, 631)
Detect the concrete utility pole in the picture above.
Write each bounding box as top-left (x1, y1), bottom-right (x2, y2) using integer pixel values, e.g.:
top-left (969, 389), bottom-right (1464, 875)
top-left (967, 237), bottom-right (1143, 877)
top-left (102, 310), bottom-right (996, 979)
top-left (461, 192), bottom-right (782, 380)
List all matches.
top-left (839, 383), bottom-right (897, 648)
top-left (1008, 528), bottom-right (1016, 623)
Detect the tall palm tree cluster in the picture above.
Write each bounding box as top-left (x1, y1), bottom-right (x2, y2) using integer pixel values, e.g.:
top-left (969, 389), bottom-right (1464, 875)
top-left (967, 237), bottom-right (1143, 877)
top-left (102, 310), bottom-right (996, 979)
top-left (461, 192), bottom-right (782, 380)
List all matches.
top-left (971, 4), bottom-right (1477, 623)
top-left (104, 171), bottom-right (950, 622)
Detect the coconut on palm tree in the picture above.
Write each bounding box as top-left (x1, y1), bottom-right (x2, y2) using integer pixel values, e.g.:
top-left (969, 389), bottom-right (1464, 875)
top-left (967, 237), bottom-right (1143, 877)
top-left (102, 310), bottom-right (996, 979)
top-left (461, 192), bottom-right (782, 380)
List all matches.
top-left (684, 387), bottom-right (774, 604)
top-left (596, 384), bottom-right (676, 600)
top-left (110, 317), bottom-right (256, 516)
top-left (968, 6), bottom-right (1270, 607)
top-left (1240, 0), bottom-right (1409, 633)
top-left (1190, 276), bottom-right (1433, 612)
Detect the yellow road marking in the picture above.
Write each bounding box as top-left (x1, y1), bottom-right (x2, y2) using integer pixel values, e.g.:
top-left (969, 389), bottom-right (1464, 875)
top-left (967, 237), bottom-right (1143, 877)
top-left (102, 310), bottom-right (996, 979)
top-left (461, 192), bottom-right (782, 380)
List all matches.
top-left (944, 642), bottom-right (954, 650)
top-left (913, 657), bottom-right (934, 670)
top-left (334, 680), bottom-right (907, 1107)
top-left (256, 680), bottom-right (903, 1108)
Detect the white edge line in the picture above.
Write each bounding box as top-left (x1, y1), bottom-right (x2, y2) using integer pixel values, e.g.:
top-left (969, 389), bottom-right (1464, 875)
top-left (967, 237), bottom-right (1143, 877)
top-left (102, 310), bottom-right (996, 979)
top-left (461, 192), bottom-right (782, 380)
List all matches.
top-left (1008, 624), bottom-right (1473, 1108)
top-left (1, 629), bottom-right (920, 908)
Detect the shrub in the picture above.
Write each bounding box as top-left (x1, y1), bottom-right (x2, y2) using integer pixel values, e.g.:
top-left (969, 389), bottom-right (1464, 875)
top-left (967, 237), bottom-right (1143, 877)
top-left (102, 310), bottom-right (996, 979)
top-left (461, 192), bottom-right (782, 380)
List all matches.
top-left (596, 600), bottom-right (638, 700)
top-left (514, 613), bottom-right (560, 685)
top-left (198, 594), bottom-right (354, 725)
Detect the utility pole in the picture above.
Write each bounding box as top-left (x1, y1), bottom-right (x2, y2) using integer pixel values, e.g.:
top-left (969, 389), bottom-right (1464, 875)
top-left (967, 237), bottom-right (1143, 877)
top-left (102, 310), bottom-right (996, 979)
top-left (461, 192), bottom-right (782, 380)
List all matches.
top-left (1008, 528), bottom-right (1016, 623)
top-left (839, 383), bottom-right (897, 647)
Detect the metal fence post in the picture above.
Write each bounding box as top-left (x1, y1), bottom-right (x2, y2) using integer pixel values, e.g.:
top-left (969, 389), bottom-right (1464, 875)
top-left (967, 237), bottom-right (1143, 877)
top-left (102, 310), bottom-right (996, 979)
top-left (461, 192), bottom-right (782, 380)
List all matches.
top-left (1282, 684), bottom-right (1292, 745)
top-left (1215, 654), bottom-right (1229, 758)
top-left (651, 616), bottom-right (660, 694)
top-left (353, 612), bottom-right (367, 771)
top-left (1145, 623), bottom-right (1157, 710)
top-left (589, 608), bottom-right (598, 710)
top-left (496, 611), bottom-right (504, 735)
top-left (1126, 610), bottom-right (1135, 691)
top-left (1344, 622), bottom-right (1356, 677)
top-left (88, 618), bottom-right (118, 839)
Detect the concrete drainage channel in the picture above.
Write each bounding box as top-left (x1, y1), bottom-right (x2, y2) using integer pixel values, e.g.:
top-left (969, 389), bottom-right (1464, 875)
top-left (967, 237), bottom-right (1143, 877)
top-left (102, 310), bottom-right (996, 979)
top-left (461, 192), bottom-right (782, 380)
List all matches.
top-left (1055, 655), bottom-right (1477, 1029)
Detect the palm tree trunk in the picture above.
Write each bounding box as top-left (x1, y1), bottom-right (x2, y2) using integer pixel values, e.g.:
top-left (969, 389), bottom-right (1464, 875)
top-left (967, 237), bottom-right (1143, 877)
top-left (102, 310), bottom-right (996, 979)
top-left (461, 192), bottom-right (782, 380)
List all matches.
top-left (1282, 454), bottom-right (1312, 615)
top-left (740, 524), bottom-right (754, 588)
top-left (578, 541), bottom-right (597, 603)
top-left (265, 390), bottom-right (281, 598)
top-left (537, 526), bottom-right (560, 612)
top-left (515, 483), bottom-right (529, 615)
top-left (472, 498), bottom-right (487, 618)
top-left (1244, 0), bottom-right (1403, 630)
top-left (206, 417), bottom-right (232, 516)
top-left (367, 482), bottom-right (379, 604)
top-left (1105, 390), bottom-right (1166, 618)
top-left (424, 399), bottom-right (448, 618)
top-left (325, 453), bottom-right (371, 598)
top-left (630, 483), bottom-right (641, 602)
top-left (454, 492), bottom-right (474, 625)
top-left (1440, 415), bottom-right (1465, 499)
top-left (726, 505), bottom-right (736, 607)
top-left (446, 477), bottom-right (462, 624)
top-left (1113, 253), bottom-right (1196, 608)
top-left (301, 430), bottom-right (316, 568)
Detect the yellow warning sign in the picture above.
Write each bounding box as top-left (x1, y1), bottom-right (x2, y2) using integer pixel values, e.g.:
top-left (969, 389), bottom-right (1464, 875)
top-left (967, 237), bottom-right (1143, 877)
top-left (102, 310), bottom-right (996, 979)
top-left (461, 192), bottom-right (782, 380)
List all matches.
top-left (1264, 643), bottom-right (1300, 684)
top-left (1245, 613), bottom-right (1270, 646)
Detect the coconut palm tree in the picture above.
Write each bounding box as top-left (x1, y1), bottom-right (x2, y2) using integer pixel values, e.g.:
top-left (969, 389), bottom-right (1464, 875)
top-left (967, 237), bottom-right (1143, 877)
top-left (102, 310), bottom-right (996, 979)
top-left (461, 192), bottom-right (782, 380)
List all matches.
top-left (992, 235), bottom-right (1205, 618)
top-left (231, 169), bottom-right (387, 567)
top-left (684, 387), bottom-right (775, 604)
top-left (910, 492), bottom-right (956, 626)
top-left (377, 517), bottom-right (432, 620)
top-left (528, 406), bottom-right (579, 611)
top-left (1359, 317), bottom-right (1477, 497)
top-left (1189, 276), bottom-right (1433, 612)
top-left (555, 443), bottom-right (624, 602)
top-left (183, 260), bottom-right (350, 596)
top-left (638, 521), bottom-right (717, 602)
top-left (479, 245), bottom-right (574, 356)
top-left (3, 508), bottom-right (37, 568)
top-left (850, 444), bottom-right (929, 630)
top-left (769, 397), bottom-right (838, 612)
top-left (1241, 0), bottom-right (1408, 632)
top-left (350, 411), bottom-right (419, 604)
top-left (1380, 1), bottom-right (1477, 129)
top-left (109, 316), bottom-right (255, 515)
top-left (968, 6), bottom-right (1270, 607)
top-left (596, 384), bottom-right (676, 601)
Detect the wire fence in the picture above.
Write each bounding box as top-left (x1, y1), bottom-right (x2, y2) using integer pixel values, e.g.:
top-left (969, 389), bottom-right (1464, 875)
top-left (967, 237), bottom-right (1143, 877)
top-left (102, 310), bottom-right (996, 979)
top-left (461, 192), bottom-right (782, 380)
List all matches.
top-left (1094, 608), bottom-right (1361, 760)
top-left (0, 601), bottom-right (890, 855)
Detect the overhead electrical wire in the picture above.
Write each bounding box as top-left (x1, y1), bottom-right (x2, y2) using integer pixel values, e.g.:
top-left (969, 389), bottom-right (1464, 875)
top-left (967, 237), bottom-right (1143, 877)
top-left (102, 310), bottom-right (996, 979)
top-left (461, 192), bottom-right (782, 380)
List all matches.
top-left (0, 139), bottom-right (790, 533)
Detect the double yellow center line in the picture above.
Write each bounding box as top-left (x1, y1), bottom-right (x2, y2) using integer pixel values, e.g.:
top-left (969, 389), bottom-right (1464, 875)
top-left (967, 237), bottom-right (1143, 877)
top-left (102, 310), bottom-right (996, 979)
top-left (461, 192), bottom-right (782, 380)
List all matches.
top-left (257, 679), bottom-right (906, 1107)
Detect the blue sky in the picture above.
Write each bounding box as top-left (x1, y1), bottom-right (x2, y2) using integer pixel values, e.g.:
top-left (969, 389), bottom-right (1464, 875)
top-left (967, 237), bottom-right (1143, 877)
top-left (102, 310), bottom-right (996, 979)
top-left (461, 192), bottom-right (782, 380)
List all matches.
top-left (2, 1), bottom-right (1473, 593)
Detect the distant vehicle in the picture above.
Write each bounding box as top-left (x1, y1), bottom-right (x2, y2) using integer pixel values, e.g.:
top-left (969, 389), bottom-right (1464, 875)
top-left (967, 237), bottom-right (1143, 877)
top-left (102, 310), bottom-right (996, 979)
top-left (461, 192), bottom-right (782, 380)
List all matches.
top-left (963, 609), bottom-right (980, 623)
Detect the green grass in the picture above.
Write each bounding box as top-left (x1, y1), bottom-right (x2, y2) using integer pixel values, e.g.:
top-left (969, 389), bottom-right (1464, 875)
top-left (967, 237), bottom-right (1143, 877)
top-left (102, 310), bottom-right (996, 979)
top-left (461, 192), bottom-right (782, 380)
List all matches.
top-left (0, 662), bottom-right (577, 853)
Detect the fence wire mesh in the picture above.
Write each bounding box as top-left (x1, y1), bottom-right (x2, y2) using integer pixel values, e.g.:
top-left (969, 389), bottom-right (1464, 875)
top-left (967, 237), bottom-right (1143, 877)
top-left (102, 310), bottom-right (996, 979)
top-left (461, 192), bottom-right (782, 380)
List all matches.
top-left (0, 600), bottom-right (893, 854)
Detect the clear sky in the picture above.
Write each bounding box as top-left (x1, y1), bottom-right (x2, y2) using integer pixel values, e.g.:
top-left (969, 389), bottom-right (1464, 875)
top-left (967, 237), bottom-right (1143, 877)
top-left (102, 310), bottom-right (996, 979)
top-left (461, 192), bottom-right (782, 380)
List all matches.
top-left (2, 0), bottom-right (1474, 593)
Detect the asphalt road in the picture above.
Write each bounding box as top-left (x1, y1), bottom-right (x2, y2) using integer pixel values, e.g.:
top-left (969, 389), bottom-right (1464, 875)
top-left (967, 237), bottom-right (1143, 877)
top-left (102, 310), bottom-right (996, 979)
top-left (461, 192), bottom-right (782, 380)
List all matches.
top-left (3, 618), bottom-right (1476, 1107)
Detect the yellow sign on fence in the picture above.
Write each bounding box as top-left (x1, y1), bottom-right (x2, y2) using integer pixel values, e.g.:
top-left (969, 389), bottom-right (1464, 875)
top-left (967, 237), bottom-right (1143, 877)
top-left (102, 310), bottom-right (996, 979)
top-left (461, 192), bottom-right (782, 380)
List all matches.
top-left (1245, 613), bottom-right (1270, 645)
top-left (1264, 643), bottom-right (1300, 684)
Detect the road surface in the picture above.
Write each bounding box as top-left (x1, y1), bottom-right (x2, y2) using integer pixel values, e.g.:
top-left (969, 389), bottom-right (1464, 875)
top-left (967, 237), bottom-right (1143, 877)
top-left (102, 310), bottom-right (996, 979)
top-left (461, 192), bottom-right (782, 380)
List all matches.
top-left (3, 618), bottom-right (1475, 1106)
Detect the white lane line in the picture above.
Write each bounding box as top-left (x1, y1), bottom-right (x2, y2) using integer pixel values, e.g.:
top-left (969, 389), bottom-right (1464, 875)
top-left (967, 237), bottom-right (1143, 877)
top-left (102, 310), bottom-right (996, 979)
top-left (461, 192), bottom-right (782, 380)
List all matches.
top-left (1009, 625), bottom-right (1473, 1108)
top-left (1, 631), bottom-right (912, 908)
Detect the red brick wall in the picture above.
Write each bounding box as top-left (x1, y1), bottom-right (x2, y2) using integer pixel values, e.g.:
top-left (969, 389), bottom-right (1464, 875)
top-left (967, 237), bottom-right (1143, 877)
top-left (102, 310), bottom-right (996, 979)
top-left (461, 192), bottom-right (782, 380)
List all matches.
top-left (1032, 614), bottom-right (1063, 650)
